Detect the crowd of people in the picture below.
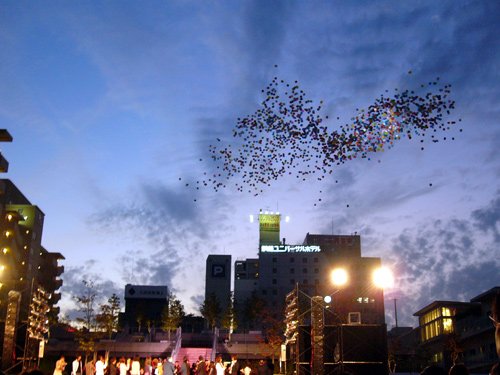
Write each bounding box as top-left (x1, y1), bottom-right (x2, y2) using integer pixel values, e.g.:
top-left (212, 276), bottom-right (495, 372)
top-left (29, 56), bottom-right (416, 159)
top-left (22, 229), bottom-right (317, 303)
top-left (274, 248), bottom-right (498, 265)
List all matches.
top-left (51, 354), bottom-right (274, 375)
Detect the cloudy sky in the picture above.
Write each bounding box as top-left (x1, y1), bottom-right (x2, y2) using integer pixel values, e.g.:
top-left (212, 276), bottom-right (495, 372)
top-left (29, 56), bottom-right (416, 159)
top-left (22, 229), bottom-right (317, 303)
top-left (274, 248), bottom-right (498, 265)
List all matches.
top-left (1, 1), bottom-right (499, 329)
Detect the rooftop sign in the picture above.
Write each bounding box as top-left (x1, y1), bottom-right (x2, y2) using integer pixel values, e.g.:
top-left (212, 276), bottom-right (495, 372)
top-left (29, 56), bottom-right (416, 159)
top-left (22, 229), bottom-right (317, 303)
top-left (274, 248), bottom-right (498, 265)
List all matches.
top-left (124, 285), bottom-right (169, 299)
top-left (261, 245), bottom-right (321, 253)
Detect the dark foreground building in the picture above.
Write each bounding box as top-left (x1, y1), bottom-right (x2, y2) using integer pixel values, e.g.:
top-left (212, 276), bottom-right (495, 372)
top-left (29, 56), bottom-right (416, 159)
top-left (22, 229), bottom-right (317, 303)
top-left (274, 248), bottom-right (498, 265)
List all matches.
top-left (0, 179), bottom-right (64, 372)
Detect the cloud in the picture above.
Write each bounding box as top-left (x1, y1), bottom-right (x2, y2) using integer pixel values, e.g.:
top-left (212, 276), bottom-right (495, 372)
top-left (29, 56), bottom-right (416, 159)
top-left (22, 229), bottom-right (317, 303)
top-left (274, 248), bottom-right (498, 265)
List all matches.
top-left (471, 192), bottom-right (500, 242)
top-left (382, 191), bottom-right (500, 327)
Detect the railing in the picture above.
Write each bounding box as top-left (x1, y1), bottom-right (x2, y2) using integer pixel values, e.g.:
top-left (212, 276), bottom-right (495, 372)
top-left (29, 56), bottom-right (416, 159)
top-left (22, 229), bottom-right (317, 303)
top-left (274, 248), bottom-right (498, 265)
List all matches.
top-left (172, 326), bottom-right (182, 362)
top-left (211, 327), bottom-right (218, 361)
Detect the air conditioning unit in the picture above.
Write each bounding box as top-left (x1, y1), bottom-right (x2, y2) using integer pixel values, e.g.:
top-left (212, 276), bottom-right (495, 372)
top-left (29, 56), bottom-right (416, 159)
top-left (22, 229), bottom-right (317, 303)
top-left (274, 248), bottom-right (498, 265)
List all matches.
top-left (348, 312), bottom-right (361, 324)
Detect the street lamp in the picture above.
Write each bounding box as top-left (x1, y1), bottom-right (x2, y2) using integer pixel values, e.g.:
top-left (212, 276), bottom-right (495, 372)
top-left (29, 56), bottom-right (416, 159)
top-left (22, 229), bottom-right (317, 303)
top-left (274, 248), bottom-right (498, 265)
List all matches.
top-left (331, 269), bottom-right (347, 286)
top-left (373, 267), bottom-right (393, 289)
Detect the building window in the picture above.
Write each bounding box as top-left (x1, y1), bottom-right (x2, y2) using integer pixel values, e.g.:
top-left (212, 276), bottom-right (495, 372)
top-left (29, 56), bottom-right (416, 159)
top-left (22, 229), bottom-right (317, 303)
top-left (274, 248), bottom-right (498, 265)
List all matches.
top-left (273, 279), bottom-right (277, 284)
top-left (262, 290), bottom-right (267, 295)
top-left (291, 279), bottom-right (295, 284)
top-left (272, 290), bottom-right (277, 295)
top-left (273, 268), bottom-right (277, 274)
top-left (273, 257), bottom-right (277, 263)
top-left (315, 279), bottom-right (320, 284)
top-left (291, 268), bottom-right (295, 274)
top-left (290, 257), bottom-right (295, 263)
top-left (314, 258), bottom-right (319, 263)
top-left (303, 258), bottom-right (307, 263)
top-left (303, 268), bottom-right (308, 274)
top-left (273, 301), bottom-right (277, 307)
top-left (303, 279), bottom-right (308, 285)
top-left (314, 268), bottom-right (319, 274)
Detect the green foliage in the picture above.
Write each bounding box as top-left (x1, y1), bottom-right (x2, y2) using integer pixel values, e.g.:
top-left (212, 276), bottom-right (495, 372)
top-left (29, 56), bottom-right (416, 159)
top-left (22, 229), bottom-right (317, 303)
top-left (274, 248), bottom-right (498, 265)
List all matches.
top-left (257, 308), bottom-right (284, 363)
top-left (241, 290), bottom-right (265, 329)
top-left (161, 293), bottom-right (185, 340)
top-left (73, 279), bottom-right (100, 356)
top-left (200, 292), bottom-right (221, 330)
top-left (96, 293), bottom-right (121, 339)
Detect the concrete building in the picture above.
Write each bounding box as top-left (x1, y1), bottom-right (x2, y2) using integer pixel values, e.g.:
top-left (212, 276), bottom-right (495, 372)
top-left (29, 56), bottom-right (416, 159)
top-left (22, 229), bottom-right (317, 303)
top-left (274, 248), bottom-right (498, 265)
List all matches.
top-left (205, 255), bottom-right (231, 317)
top-left (0, 179), bottom-right (64, 371)
top-left (120, 284), bottom-right (169, 330)
top-left (234, 212), bottom-right (387, 326)
top-left (413, 286), bottom-right (499, 373)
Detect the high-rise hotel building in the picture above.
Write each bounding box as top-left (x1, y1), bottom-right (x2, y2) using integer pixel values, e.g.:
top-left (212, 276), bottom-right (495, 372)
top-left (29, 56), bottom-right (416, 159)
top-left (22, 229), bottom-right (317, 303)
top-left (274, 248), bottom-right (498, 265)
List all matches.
top-left (234, 212), bottom-right (386, 326)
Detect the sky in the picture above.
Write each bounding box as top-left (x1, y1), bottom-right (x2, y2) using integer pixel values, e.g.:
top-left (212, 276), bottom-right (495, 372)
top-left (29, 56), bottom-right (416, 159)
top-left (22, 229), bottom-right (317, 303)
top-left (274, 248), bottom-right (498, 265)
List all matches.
top-left (0, 0), bottom-right (499, 329)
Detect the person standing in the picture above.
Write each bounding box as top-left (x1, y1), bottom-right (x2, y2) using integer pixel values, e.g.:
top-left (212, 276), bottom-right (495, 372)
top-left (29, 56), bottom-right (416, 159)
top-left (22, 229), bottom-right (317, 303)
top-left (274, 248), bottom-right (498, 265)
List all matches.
top-left (54, 356), bottom-right (67, 375)
top-left (207, 362), bottom-right (215, 375)
top-left (242, 361), bottom-right (252, 375)
top-left (163, 357), bottom-right (175, 375)
top-left (180, 357), bottom-right (190, 375)
top-left (214, 357), bottom-right (225, 375)
top-left (86, 360), bottom-right (95, 375)
top-left (197, 356), bottom-right (206, 375)
top-left (96, 355), bottom-right (107, 375)
top-left (145, 357), bottom-right (152, 375)
top-left (119, 358), bottom-right (129, 375)
top-left (108, 357), bottom-right (118, 375)
top-left (256, 360), bottom-right (267, 375)
top-left (130, 356), bottom-right (141, 375)
top-left (229, 355), bottom-right (240, 375)
top-left (72, 356), bottom-right (83, 375)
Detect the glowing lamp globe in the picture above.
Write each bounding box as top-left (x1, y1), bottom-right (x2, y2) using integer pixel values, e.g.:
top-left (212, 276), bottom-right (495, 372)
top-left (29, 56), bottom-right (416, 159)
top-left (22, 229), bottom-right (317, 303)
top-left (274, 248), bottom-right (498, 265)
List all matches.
top-left (331, 269), bottom-right (347, 286)
top-left (373, 267), bottom-right (393, 288)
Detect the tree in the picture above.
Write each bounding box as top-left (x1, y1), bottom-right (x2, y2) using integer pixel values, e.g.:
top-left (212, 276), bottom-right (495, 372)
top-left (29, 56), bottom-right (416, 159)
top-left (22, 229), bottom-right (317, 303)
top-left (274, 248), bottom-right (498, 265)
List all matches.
top-left (241, 290), bottom-right (265, 330)
top-left (161, 293), bottom-right (185, 340)
top-left (220, 291), bottom-right (238, 342)
top-left (73, 279), bottom-right (99, 358)
top-left (136, 311), bottom-right (145, 333)
top-left (200, 292), bottom-right (221, 331)
top-left (96, 293), bottom-right (121, 339)
top-left (257, 308), bottom-right (284, 364)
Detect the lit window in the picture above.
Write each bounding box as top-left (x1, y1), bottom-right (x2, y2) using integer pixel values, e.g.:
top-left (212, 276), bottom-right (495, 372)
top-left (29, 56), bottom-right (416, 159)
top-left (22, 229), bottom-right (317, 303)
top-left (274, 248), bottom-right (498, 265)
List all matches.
top-left (442, 307), bottom-right (451, 317)
top-left (443, 318), bottom-right (453, 333)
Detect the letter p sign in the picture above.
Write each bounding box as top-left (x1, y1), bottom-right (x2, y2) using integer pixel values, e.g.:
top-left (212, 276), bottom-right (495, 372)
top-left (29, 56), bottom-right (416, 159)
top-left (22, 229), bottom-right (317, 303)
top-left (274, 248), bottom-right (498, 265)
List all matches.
top-left (212, 264), bottom-right (226, 278)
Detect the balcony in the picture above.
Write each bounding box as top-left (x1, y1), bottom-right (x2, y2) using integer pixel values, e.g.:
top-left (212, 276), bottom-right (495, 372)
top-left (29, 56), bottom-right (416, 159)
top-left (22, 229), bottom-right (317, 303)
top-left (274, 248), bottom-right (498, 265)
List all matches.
top-left (51, 293), bottom-right (61, 304)
top-left (55, 265), bottom-right (64, 277)
top-left (53, 278), bottom-right (63, 290)
top-left (0, 130), bottom-right (13, 142)
top-left (0, 153), bottom-right (9, 173)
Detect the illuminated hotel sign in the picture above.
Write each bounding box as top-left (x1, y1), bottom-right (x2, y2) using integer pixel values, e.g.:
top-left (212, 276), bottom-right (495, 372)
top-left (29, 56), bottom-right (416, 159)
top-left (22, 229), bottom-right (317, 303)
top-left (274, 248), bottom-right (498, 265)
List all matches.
top-left (261, 245), bottom-right (321, 253)
top-left (259, 214), bottom-right (280, 232)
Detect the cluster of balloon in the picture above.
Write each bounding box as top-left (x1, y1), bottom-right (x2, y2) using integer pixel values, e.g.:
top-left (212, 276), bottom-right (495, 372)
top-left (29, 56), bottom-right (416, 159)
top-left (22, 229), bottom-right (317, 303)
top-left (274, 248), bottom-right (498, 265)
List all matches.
top-left (192, 69), bottom-right (460, 202)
